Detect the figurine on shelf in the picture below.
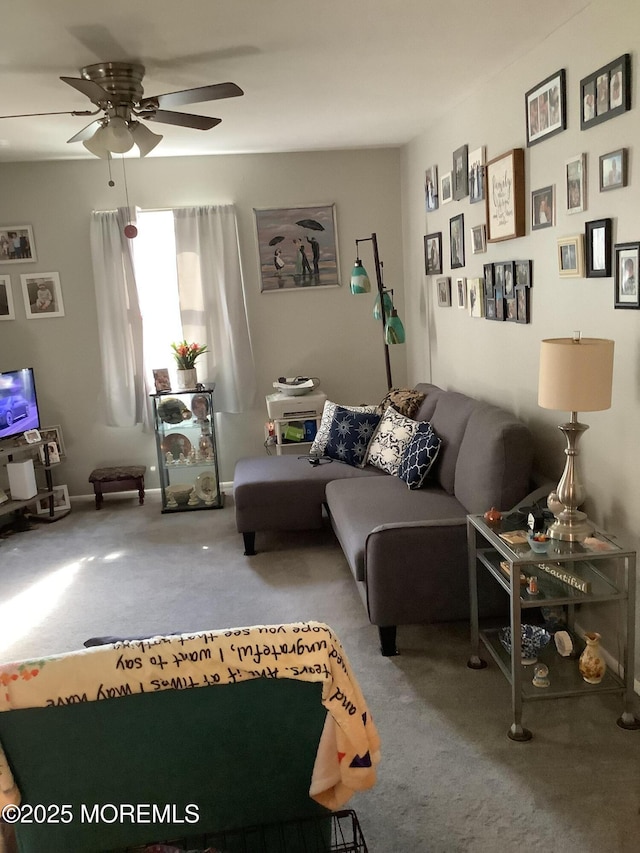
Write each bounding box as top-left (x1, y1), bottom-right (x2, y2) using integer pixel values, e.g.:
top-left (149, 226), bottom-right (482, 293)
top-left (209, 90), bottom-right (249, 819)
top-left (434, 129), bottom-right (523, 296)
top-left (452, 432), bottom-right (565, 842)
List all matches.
top-left (187, 489), bottom-right (200, 506)
top-left (532, 663), bottom-right (550, 688)
top-left (189, 449), bottom-right (196, 464)
top-left (178, 452), bottom-right (186, 464)
top-left (483, 506), bottom-right (502, 524)
top-left (165, 451), bottom-right (174, 465)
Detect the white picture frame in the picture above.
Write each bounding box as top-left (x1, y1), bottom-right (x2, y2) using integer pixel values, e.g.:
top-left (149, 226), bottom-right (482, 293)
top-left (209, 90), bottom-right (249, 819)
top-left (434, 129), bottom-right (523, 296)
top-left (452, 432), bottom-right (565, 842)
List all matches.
top-left (0, 225), bottom-right (37, 264)
top-left (470, 224), bottom-right (487, 254)
top-left (0, 275), bottom-right (15, 320)
top-left (20, 272), bottom-right (65, 318)
top-left (35, 483), bottom-right (70, 515)
top-left (467, 278), bottom-right (485, 318)
top-left (39, 441), bottom-right (60, 465)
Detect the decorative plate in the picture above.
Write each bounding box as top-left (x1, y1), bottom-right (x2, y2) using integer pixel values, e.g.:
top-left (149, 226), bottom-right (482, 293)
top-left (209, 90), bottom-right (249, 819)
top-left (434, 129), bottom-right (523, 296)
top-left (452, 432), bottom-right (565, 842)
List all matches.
top-left (161, 432), bottom-right (192, 459)
top-left (194, 472), bottom-right (217, 502)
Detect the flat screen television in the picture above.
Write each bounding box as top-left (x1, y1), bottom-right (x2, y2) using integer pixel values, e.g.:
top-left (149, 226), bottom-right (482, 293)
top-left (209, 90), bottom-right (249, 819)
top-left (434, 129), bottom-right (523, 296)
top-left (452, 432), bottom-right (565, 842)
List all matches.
top-left (0, 367), bottom-right (41, 441)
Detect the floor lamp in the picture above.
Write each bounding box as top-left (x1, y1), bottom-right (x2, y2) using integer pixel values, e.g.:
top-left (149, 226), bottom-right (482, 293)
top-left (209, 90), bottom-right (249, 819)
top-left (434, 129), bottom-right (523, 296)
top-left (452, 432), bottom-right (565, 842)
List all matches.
top-left (350, 232), bottom-right (405, 390)
top-left (538, 333), bottom-right (614, 541)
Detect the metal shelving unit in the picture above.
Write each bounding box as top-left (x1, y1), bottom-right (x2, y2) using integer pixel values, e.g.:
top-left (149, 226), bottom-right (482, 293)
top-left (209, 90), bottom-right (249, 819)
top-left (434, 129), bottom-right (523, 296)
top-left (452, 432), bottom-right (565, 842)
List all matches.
top-left (467, 513), bottom-right (639, 741)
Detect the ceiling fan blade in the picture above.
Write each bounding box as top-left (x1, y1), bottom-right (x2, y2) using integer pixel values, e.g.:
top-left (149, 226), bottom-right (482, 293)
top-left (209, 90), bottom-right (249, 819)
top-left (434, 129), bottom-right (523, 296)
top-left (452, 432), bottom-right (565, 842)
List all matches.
top-left (61, 76), bottom-right (112, 104)
top-left (66, 119), bottom-right (104, 144)
top-left (143, 110), bottom-right (222, 130)
top-left (140, 82), bottom-right (243, 111)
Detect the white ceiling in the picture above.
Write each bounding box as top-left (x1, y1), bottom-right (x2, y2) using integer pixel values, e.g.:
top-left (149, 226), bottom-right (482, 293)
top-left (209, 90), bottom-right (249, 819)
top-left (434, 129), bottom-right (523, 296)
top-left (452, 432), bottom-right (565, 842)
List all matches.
top-left (0, 0), bottom-right (590, 162)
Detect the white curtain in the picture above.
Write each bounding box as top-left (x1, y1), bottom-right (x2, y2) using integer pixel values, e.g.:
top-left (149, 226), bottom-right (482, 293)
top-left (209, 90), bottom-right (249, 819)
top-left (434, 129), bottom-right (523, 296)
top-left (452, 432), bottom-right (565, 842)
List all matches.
top-left (173, 205), bottom-right (257, 413)
top-left (89, 208), bottom-right (150, 428)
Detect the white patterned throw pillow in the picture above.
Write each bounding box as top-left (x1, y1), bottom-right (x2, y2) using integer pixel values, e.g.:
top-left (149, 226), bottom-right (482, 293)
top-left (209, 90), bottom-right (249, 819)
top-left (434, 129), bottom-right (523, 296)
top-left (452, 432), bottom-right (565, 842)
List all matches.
top-left (310, 400), bottom-right (378, 456)
top-left (365, 406), bottom-right (422, 475)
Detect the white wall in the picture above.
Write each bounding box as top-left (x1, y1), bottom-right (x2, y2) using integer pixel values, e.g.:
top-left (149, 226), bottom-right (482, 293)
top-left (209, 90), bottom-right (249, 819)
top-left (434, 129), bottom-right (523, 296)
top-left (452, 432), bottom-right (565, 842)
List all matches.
top-left (401, 0), bottom-right (640, 662)
top-left (0, 147), bottom-right (405, 492)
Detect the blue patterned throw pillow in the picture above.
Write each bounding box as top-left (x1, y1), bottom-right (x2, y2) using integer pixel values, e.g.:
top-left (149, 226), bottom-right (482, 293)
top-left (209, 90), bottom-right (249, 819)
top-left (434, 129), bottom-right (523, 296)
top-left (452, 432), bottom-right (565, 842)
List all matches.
top-left (325, 406), bottom-right (381, 467)
top-left (397, 422), bottom-right (442, 489)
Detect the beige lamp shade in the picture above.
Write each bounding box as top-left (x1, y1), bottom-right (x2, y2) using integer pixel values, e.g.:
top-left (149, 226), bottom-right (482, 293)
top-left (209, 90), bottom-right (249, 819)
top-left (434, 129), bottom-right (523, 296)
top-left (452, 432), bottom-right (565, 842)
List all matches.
top-left (538, 337), bottom-right (614, 412)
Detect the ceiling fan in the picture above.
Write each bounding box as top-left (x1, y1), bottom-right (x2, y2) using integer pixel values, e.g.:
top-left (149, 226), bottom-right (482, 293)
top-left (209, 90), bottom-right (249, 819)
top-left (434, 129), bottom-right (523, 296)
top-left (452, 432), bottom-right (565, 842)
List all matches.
top-left (0, 61), bottom-right (244, 158)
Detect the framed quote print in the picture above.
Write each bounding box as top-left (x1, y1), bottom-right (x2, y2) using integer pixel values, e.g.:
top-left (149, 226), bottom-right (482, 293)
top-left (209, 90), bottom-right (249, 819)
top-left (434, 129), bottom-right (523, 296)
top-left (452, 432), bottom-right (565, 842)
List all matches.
top-left (485, 148), bottom-right (526, 243)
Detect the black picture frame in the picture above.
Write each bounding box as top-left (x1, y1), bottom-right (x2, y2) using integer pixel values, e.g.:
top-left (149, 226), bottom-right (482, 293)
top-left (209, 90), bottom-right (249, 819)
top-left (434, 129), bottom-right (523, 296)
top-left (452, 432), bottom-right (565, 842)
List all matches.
top-left (525, 69), bottom-right (566, 146)
top-left (483, 263), bottom-right (494, 297)
top-left (585, 219), bottom-right (612, 278)
top-left (614, 242), bottom-right (640, 309)
top-left (449, 214), bottom-right (465, 269)
top-left (581, 54), bottom-right (631, 130)
top-left (531, 185), bottom-right (554, 230)
top-left (515, 287), bottom-right (529, 324)
top-left (515, 260), bottom-right (532, 288)
top-left (452, 145), bottom-right (469, 200)
top-left (599, 148), bottom-right (627, 192)
top-left (424, 232), bottom-right (443, 275)
top-left (503, 261), bottom-right (515, 298)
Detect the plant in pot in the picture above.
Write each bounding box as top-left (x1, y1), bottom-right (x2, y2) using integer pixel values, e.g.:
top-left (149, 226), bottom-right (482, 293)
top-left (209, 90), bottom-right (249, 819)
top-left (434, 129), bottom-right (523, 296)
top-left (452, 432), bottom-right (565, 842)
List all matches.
top-left (171, 340), bottom-right (208, 391)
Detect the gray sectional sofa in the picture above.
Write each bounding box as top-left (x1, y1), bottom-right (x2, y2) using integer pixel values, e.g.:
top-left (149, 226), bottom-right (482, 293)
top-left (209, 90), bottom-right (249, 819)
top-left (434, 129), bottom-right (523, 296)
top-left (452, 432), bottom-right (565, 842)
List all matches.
top-left (234, 383), bottom-right (534, 654)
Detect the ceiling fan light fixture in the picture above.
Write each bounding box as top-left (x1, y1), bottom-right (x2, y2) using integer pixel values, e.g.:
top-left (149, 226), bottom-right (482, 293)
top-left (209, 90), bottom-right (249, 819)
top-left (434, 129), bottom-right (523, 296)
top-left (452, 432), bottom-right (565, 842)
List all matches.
top-left (129, 121), bottom-right (163, 157)
top-left (101, 116), bottom-right (134, 153)
top-left (82, 125), bottom-right (111, 159)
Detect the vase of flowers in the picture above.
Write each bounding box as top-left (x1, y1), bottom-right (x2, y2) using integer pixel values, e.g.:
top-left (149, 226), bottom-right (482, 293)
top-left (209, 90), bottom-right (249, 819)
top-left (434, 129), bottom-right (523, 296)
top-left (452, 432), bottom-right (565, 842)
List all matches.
top-left (171, 340), bottom-right (208, 391)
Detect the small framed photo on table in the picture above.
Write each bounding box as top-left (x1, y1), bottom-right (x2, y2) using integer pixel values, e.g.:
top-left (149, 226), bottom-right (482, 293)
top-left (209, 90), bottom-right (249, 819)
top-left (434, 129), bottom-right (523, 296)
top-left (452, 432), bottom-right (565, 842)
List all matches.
top-left (585, 219), bottom-right (612, 278)
top-left (614, 242), bottom-right (640, 309)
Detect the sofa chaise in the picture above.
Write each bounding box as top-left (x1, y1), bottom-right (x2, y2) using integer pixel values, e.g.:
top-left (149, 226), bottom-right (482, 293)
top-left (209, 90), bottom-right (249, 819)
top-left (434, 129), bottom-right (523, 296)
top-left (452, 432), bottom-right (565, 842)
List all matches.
top-left (234, 383), bottom-right (534, 655)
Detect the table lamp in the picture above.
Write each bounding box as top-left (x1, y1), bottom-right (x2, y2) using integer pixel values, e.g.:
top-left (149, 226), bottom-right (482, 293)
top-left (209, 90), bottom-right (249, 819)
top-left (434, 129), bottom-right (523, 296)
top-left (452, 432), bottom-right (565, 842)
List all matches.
top-left (538, 333), bottom-right (614, 541)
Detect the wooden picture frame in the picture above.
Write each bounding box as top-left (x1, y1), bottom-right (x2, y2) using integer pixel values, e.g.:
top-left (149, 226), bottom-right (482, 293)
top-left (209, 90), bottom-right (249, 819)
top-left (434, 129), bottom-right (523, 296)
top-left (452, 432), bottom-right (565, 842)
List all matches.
top-left (425, 165), bottom-right (439, 212)
top-left (525, 69), bottom-right (566, 146)
top-left (470, 224), bottom-right (486, 255)
top-left (424, 232), bottom-right (443, 275)
top-left (453, 144), bottom-right (469, 200)
top-left (0, 275), bottom-right (15, 320)
top-left (557, 235), bottom-right (584, 278)
top-left (436, 277), bottom-right (451, 307)
top-left (585, 219), bottom-right (612, 278)
top-left (468, 146), bottom-right (486, 204)
top-left (0, 225), bottom-right (37, 264)
top-left (531, 185), bottom-right (554, 230)
top-left (20, 272), bottom-right (65, 318)
top-left (440, 171), bottom-right (453, 204)
top-left (614, 242), bottom-right (640, 309)
top-left (599, 149), bottom-right (627, 191)
top-left (485, 148), bottom-right (526, 242)
top-left (449, 214), bottom-right (465, 269)
top-left (581, 54), bottom-right (631, 130)
top-left (566, 154), bottom-right (586, 214)
top-left (254, 204), bottom-right (340, 292)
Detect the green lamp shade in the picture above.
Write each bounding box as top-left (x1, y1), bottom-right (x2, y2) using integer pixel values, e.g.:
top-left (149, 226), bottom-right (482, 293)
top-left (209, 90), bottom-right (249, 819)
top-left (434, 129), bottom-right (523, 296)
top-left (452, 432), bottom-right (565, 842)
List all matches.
top-left (350, 260), bottom-right (371, 294)
top-left (373, 290), bottom-right (394, 320)
top-left (384, 309), bottom-right (405, 344)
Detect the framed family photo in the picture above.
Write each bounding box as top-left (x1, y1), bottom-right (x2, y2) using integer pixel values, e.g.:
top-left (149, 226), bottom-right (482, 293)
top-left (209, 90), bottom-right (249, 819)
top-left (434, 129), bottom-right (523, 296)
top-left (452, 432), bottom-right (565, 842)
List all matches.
top-left (424, 232), bottom-right (443, 275)
top-left (557, 235), bottom-right (584, 278)
top-left (531, 185), bottom-right (554, 230)
top-left (456, 277), bottom-right (466, 309)
top-left (425, 165), bottom-right (439, 211)
top-left (40, 425), bottom-right (66, 459)
top-left (581, 54), bottom-right (631, 130)
top-left (35, 484), bottom-right (70, 515)
top-left (525, 69), bottom-right (566, 146)
top-left (452, 145), bottom-right (469, 200)
top-left (614, 242), bottom-right (640, 309)
top-left (470, 224), bottom-right (486, 255)
top-left (436, 277), bottom-right (451, 307)
top-left (0, 275), bottom-right (15, 320)
top-left (254, 204), bottom-right (340, 292)
top-left (585, 219), bottom-right (612, 278)
top-left (486, 149), bottom-right (525, 242)
top-left (515, 260), bottom-right (532, 288)
top-left (468, 146), bottom-right (486, 204)
top-left (20, 272), bottom-right (65, 318)
top-left (440, 171), bottom-right (453, 204)
top-left (0, 225), bottom-right (37, 264)
top-left (450, 214), bottom-right (465, 269)
top-left (566, 154), bottom-right (586, 214)
top-left (599, 148), bottom-right (627, 191)
top-left (466, 278), bottom-right (484, 318)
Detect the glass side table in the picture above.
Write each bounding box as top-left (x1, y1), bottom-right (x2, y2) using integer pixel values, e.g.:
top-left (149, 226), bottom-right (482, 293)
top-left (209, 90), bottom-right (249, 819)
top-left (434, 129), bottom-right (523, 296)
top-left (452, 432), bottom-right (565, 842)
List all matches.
top-left (467, 513), bottom-right (639, 741)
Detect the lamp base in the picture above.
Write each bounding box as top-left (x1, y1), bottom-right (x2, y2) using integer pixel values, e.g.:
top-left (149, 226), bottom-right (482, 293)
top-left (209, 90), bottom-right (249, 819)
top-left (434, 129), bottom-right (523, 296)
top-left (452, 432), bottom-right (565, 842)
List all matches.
top-left (547, 508), bottom-right (594, 542)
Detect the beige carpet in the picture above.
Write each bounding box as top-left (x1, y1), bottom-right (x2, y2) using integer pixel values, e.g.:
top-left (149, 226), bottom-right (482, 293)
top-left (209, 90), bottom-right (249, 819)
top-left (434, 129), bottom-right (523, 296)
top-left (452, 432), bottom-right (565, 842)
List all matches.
top-left (2, 492), bottom-right (640, 852)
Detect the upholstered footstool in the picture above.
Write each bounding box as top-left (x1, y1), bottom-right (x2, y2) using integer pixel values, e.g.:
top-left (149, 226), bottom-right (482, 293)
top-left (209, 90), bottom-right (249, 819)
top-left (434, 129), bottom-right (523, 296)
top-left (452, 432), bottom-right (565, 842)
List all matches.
top-left (88, 465), bottom-right (146, 510)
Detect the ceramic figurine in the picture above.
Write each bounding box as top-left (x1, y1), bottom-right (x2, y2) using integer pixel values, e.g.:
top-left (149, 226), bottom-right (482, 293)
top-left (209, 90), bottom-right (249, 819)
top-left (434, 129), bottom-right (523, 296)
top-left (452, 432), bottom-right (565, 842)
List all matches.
top-left (165, 451), bottom-right (174, 464)
top-left (579, 632), bottom-right (606, 684)
top-left (532, 663), bottom-right (550, 688)
top-left (483, 506), bottom-right (501, 524)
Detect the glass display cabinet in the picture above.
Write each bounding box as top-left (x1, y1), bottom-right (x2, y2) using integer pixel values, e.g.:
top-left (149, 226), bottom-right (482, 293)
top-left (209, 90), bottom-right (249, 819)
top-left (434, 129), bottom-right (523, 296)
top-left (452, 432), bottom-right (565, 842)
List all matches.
top-left (151, 388), bottom-right (223, 513)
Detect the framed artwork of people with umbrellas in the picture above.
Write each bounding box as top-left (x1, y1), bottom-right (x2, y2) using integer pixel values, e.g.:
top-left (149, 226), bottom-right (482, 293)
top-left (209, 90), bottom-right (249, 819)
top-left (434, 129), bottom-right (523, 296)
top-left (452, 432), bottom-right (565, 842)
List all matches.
top-left (254, 204), bottom-right (340, 292)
